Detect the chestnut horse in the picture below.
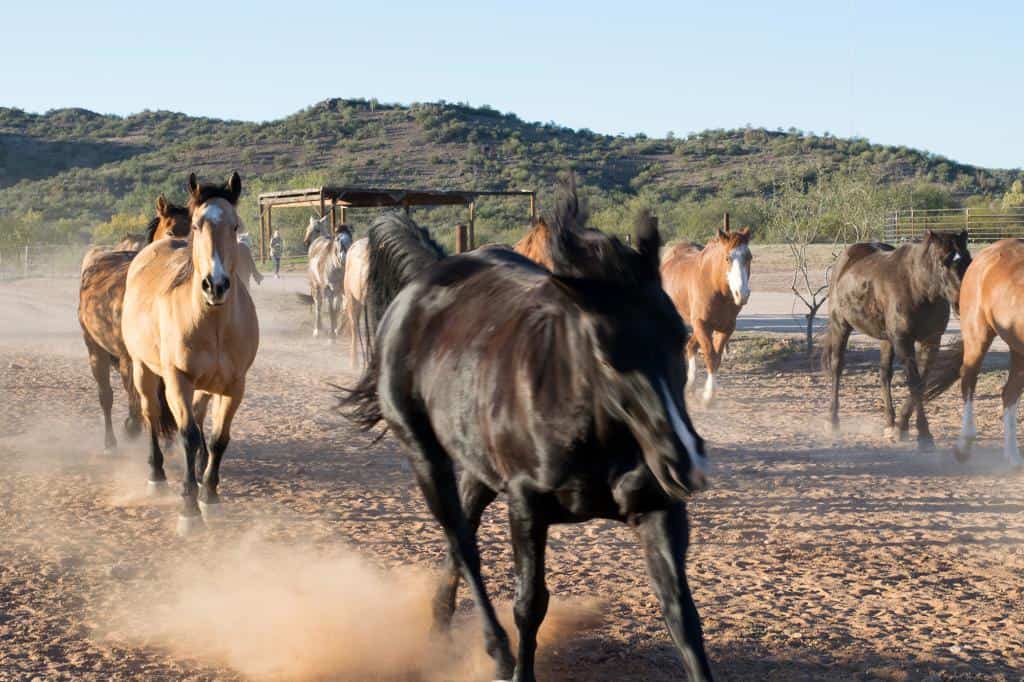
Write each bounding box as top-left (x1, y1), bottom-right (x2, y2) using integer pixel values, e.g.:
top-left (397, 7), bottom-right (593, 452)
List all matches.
top-left (78, 195), bottom-right (188, 453)
top-left (661, 227), bottom-right (752, 404)
top-left (341, 183), bottom-right (711, 681)
top-left (122, 172), bottom-right (259, 535)
top-left (824, 231), bottom-right (970, 449)
top-left (925, 239), bottom-right (1024, 463)
top-left (513, 218), bottom-right (555, 269)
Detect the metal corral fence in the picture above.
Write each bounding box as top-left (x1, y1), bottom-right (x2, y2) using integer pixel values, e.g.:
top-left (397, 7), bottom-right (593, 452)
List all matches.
top-left (0, 244), bottom-right (91, 281)
top-left (884, 208), bottom-right (1024, 243)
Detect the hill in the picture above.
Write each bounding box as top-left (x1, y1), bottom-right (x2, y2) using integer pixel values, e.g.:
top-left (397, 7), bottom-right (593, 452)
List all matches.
top-left (0, 98), bottom-right (1018, 247)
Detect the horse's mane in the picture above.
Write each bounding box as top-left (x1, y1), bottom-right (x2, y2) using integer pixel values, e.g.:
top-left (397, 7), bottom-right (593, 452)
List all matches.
top-left (165, 241), bottom-right (194, 292)
top-left (364, 211), bottom-right (446, 333)
top-left (186, 181), bottom-right (239, 212)
top-left (169, 174), bottom-right (240, 291)
top-left (546, 176), bottom-right (658, 287)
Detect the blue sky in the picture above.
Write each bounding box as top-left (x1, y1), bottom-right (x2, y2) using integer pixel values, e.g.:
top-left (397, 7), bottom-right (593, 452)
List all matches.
top-left (2, 1), bottom-right (1020, 169)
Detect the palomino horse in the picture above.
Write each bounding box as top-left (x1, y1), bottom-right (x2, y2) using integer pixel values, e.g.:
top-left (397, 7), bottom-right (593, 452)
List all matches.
top-left (661, 227), bottom-right (752, 404)
top-left (824, 230), bottom-right (970, 448)
top-left (78, 195), bottom-right (188, 452)
top-left (341, 183), bottom-right (712, 681)
top-left (925, 239), bottom-right (1024, 463)
top-left (304, 215), bottom-right (352, 339)
top-left (340, 236), bottom-right (369, 366)
top-left (122, 172), bottom-right (259, 534)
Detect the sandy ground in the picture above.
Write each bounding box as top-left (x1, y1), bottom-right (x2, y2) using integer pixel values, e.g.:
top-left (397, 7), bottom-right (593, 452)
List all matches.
top-left (1, 263), bottom-right (1022, 681)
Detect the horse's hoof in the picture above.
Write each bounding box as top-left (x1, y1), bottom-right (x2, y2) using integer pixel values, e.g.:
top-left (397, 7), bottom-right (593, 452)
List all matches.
top-left (102, 445), bottom-right (118, 457)
top-left (176, 514), bottom-right (206, 537)
top-left (897, 429), bottom-right (911, 442)
top-left (198, 499), bottom-right (223, 520)
top-left (147, 480), bottom-right (170, 497)
top-left (953, 440), bottom-right (973, 462)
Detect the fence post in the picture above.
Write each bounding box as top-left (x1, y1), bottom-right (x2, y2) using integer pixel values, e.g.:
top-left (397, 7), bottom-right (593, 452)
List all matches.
top-left (454, 223), bottom-right (468, 253)
top-left (23, 245), bottom-right (29, 278)
top-left (965, 208), bottom-right (970, 240)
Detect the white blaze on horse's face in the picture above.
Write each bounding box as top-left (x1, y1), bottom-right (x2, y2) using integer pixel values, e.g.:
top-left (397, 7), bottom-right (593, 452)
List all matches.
top-left (194, 200), bottom-right (238, 307)
top-left (727, 244), bottom-right (751, 306)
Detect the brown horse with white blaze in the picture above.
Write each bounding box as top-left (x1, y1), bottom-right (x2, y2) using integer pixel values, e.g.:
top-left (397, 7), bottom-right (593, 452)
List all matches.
top-left (79, 195), bottom-right (189, 453)
top-left (122, 172), bottom-right (259, 535)
top-left (661, 227), bottom-right (752, 403)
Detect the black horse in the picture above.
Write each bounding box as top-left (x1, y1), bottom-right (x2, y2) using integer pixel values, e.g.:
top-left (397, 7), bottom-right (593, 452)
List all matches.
top-left (340, 186), bottom-right (712, 681)
top-left (823, 230), bottom-right (970, 448)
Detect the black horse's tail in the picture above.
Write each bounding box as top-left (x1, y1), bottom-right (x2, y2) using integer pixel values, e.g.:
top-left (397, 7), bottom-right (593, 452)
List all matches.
top-left (924, 339), bottom-right (964, 402)
top-left (338, 211), bottom-right (446, 431)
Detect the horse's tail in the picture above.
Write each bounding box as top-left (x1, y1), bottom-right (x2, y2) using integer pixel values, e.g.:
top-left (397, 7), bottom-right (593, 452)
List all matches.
top-left (924, 339), bottom-right (964, 402)
top-left (338, 211), bottom-right (446, 432)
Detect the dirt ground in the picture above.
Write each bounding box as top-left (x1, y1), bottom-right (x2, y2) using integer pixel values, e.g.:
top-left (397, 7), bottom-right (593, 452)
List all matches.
top-left (0, 263), bottom-right (1021, 681)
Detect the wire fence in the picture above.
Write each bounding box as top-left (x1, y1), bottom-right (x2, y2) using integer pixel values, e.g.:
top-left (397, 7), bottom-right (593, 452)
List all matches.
top-left (0, 244), bottom-right (91, 281)
top-left (884, 208), bottom-right (1024, 243)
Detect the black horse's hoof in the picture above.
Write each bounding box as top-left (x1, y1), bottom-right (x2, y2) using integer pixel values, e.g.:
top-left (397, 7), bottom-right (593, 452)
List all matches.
top-left (146, 480), bottom-right (170, 497)
top-left (953, 438), bottom-right (973, 462)
top-left (176, 513), bottom-right (206, 537)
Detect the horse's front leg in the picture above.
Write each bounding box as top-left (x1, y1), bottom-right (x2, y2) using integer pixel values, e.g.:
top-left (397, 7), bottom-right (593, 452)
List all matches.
top-left (199, 379), bottom-right (245, 519)
top-left (879, 340), bottom-right (896, 434)
top-left (691, 322), bottom-right (715, 405)
top-left (133, 361), bottom-right (170, 493)
top-left (192, 391), bottom-right (213, 481)
top-left (895, 336), bottom-right (933, 450)
top-left (328, 289), bottom-right (340, 342)
top-left (164, 370), bottom-right (203, 535)
top-left (312, 285), bottom-right (322, 337)
top-left (634, 503), bottom-right (713, 682)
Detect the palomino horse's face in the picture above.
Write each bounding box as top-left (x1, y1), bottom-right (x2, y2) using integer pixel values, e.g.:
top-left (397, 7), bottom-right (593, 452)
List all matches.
top-left (192, 197), bottom-right (241, 307)
top-left (558, 218), bottom-right (708, 498)
top-left (719, 227), bottom-right (752, 306)
top-left (925, 229), bottom-right (971, 314)
top-left (303, 215), bottom-right (329, 248)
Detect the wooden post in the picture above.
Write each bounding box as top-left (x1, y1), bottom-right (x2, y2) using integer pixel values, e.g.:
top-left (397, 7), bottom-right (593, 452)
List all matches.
top-left (319, 191), bottom-right (326, 220)
top-left (529, 193), bottom-right (536, 222)
top-left (340, 206), bottom-right (347, 225)
top-left (258, 203), bottom-right (266, 262)
top-left (454, 223), bottom-right (468, 253)
top-left (468, 200), bottom-right (476, 250)
top-left (329, 198), bottom-right (337, 233)
top-left (722, 212), bottom-right (730, 232)
top-left (266, 206), bottom-right (273, 260)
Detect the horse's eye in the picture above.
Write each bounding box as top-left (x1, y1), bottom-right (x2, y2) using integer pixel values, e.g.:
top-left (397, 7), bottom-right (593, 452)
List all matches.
top-left (191, 223), bottom-right (199, 231)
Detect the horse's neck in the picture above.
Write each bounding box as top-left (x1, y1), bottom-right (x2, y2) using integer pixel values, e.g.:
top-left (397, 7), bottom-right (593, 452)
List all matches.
top-left (900, 243), bottom-right (942, 303)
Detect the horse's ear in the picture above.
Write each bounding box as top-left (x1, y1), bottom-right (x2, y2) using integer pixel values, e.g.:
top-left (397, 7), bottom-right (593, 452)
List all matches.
top-left (156, 194), bottom-right (169, 217)
top-left (634, 209), bottom-right (660, 273)
top-left (187, 172), bottom-right (199, 199)
top-left (227, 172), bottom-right (242, 204)
top-left (958, 229), bottom-right (969, 248)
top-left (739, 226), bottom-right (752, 241)
top-left (717, 229), bottom-right (729, 241)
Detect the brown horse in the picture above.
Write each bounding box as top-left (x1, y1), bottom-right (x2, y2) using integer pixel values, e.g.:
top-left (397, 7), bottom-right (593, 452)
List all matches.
top-left (78, 195), bottom-right (189, 453)
top-left (924, 239), bottom-right (1024, 463)
top-left (123, 172), bottom-right (259, 535)
top-left (825, 231), bottom-right (970, 448)
top-left (341, 236), bottom-right (369, 366)
top-left (513, 218), bottom-right (556, 269)
top-left (661, 227), bottom-right (752, 404)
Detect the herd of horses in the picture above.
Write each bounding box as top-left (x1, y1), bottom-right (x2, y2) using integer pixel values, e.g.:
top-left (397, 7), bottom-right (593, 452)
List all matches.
top-left (74, 171), bottom-right (1023, 681)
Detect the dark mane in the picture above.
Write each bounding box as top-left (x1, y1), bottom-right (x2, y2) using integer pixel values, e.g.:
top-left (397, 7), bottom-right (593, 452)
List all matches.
top-left (546, 176), bottom-right (659, 287)
top-left (187, 181), bottom-right (240, 212)
top-left (146, 201), bottom-right (189, 243)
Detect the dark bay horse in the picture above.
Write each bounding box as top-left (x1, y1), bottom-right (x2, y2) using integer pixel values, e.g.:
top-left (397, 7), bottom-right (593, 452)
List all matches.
top-left (78, 196), bottom-right (188, 452)
top-left (824, 230), bottom-right (970, 448)
top-left (340, 188), bottom-right (712, 681)
top-left (661, 227), bottom-right (752, 404)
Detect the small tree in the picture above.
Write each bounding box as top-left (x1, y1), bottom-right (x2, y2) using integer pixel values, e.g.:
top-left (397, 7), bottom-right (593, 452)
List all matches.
top-left (768, 168), bottom-right (889, 354)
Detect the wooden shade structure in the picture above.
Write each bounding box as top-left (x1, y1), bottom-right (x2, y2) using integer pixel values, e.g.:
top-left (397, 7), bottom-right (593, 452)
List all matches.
top-left (256, 186), bottom-right (537, 260)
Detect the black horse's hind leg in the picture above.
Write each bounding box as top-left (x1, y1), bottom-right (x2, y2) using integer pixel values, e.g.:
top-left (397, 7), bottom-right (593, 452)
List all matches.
top-left (508, 484), bottom-right (550, 682)
top-left (895, 336), bottom-right (934, 449)
top-left (879, 340), bottom-right (896, 432)
top-left (828, 320), bottom-right (852, 432)
top-left (635, 503), bottom-right (713, 682)
top-left (433, 470), bottom-right (497, 631)
top-left (398, 417), bottom-right (514, 679)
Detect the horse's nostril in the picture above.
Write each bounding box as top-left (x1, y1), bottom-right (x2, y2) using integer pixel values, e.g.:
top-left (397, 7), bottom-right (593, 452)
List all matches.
top-left (202, 277), bottom-right (212, 292)
top-left (223, 278), bottom-right (230, 292)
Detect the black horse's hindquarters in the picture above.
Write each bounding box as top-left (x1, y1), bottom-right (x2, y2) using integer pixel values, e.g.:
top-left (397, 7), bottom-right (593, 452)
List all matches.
top-left (371, 251), bottom-right (713, 681)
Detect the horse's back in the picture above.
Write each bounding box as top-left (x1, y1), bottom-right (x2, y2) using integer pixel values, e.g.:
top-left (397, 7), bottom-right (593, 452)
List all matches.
top-left (80, 250), bottom-right (136, 356)
top-left (964, 239), bottom-right (1024, 345)
top-left (659, 242), bottom-right (703, 318)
